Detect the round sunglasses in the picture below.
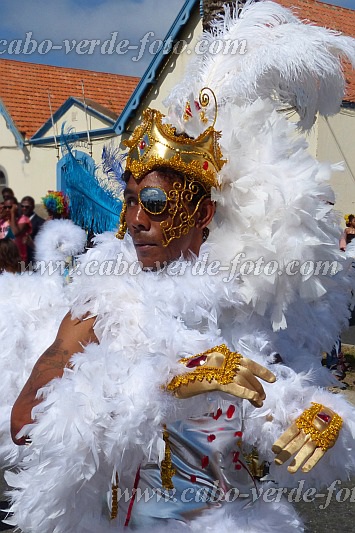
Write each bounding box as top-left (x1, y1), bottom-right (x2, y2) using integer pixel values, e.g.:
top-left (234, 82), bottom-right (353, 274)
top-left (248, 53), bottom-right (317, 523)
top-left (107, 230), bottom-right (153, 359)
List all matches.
top-left (138, 187), bottom-right (168, 215)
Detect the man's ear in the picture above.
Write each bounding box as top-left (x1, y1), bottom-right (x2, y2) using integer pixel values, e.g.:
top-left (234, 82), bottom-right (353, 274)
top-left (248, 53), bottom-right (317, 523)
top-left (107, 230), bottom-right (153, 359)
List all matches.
top-left (195, 198), bottom-right (216, 229)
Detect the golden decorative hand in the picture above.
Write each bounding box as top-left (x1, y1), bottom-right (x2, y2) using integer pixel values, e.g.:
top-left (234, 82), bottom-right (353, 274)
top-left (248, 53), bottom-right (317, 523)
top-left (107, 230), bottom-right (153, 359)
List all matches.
top-left (272, 403), bottom-right (342, 473)
top-left (167, 344), bottom-right (276, 407)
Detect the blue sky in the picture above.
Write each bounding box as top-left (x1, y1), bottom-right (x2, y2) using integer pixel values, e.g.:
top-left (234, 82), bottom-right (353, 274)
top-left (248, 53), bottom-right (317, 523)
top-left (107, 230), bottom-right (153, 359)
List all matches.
top-left (0, 0), bottom-right (353, 77)
top-left (0, 0), bottom-right (186, 76)
top-left (325, 0), bottom-right (355, 7)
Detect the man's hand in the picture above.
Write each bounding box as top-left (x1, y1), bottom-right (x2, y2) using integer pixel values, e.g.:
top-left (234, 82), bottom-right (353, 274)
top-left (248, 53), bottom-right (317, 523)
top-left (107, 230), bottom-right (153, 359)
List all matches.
top-left (10, 203), bottom-right (18, 217)
top-left (272, 405), bottom-right (342, 473)
top-left (167, 345), bottom-right (276, 407)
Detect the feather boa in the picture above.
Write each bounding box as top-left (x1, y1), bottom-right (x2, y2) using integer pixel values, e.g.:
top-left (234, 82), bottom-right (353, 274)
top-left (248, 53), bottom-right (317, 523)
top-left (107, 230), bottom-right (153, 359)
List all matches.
top-left (4, 233), bottom-right (355, 532)
top-left (0, 220), bottom-right (87, 464)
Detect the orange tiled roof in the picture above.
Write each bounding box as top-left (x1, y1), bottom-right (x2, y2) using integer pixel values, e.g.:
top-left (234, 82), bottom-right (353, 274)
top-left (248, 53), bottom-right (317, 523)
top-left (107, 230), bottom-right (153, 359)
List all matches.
top-left (276, 0), bottom-right (355, 102)
top-left (0, 58), bottom-right (139, 139)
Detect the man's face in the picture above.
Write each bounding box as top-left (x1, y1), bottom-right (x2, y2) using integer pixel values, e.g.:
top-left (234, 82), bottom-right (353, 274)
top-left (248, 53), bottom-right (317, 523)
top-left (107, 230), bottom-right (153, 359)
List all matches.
top-left (124, 171), bottom-right (203, 269)
top-left (20, 200), bottom-right (34, 217)
top-left (3, 199), bottom-right (14, 220)
top-left (2, 191), bottom-right (13, 201)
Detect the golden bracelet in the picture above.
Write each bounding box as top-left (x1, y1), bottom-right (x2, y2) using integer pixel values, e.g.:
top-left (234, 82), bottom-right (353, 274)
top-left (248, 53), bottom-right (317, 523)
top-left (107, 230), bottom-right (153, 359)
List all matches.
top-left (166, 344), bottom-right (241, 392)
top-left (295, 403), bottom-right (343, 451)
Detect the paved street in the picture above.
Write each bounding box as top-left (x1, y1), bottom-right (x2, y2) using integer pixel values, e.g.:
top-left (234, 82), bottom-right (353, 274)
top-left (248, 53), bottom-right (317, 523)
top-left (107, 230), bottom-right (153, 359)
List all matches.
top-left (294, 480), bottom-right (355, 532)
top-left (341, 324), bottom-right (355, 345)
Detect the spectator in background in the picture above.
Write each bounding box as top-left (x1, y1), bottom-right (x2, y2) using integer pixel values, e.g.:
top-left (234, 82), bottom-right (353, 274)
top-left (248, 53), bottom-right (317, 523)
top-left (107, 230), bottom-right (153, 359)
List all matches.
top-left (0, 202), bottom-right (5, 234)
top-left (20, 196), bottom-right (45, 263)
top-left (42, 191), bottom-right (70, 220)
top-left (1, 197), bottom-right (32, 264)
top-left (0, 238), bottom-right (21, 274)
top-left (0, 199), bottom-right (12, 239)
top-left (340, 214), bottom-right (355, 251)
top-left (1, 187), bottom-right (14, 202)
top-left (330, 214), bottom-right (355, 380)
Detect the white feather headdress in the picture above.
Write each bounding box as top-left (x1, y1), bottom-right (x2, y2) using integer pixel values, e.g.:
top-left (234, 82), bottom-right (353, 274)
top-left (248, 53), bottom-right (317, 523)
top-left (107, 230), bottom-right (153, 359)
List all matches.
top-left (164, 0), bottom-right (355, 332)
top-left (165, 0), bottom-right (355, 132)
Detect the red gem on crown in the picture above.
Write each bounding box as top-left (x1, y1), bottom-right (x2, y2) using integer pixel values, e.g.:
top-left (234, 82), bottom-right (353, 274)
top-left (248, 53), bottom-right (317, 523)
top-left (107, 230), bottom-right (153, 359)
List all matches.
top-left (185, 103), bottom-right (192, 117)
top-left (139, 140), bottom-right (146, 150)
top-left (203, 161), bottom-right (209, 170)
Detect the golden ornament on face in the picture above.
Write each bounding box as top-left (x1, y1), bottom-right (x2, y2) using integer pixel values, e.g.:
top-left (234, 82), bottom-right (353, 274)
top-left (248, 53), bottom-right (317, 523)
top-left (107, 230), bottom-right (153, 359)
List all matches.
top-left (159, 177), bottom-right (208, 247)
top-left (117, 175), bottom-right (208, 247)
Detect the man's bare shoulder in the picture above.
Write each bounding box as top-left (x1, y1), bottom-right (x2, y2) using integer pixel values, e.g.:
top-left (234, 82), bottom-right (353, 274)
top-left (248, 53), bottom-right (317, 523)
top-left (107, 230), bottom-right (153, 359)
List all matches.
top-left (58, 312), bottom-right (98, 348)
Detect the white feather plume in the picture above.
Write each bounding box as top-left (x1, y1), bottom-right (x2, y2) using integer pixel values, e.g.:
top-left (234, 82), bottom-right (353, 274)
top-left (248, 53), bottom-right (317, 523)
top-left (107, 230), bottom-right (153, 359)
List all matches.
top-left (35, 219), bottom-right (87, 263)
top-left (165, 0), bottom-right (355, 131)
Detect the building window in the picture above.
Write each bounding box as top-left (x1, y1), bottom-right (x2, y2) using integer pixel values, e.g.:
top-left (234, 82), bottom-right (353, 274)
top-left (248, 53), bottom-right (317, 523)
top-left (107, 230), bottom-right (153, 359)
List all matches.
top-left (0, 169), bottom-right (7, 192)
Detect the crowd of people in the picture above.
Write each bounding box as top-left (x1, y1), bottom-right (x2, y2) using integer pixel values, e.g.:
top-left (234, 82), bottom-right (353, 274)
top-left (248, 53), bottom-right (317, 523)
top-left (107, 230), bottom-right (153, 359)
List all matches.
top-left (327, 213), bottom-right (355, 380)
top-left (0, 187), bottom-right (69, 272)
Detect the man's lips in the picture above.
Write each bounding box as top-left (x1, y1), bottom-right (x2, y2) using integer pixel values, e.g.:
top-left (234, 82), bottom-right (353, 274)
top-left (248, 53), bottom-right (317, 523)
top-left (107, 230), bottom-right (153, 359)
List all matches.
top-left (134, 242), bottom-right (157, 248)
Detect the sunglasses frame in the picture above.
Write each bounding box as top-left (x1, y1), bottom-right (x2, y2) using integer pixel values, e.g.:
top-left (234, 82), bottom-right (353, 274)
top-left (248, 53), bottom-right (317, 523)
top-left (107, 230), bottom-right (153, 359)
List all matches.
top-left (138, 186), bottom-right (168, 216)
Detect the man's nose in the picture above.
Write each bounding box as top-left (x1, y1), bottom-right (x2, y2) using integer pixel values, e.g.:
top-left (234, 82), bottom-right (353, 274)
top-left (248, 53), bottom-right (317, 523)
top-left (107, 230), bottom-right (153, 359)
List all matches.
top-left (131, 204), bottom-right (151, 231)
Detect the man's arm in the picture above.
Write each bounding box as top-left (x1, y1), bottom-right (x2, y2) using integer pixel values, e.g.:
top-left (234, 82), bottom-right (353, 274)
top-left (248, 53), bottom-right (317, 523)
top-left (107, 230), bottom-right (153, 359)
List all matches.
top-left (340, 229), bottom-right (347, 251)
top-left (9, 204), bottom-right (29, 236)
top-left (11, 313), bottom-right (98, 445)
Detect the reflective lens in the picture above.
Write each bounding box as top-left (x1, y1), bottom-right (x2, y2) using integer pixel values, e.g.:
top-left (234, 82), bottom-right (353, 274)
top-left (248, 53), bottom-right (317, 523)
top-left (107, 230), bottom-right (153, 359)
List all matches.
top-left (139, 187), bottom-right (167, 215)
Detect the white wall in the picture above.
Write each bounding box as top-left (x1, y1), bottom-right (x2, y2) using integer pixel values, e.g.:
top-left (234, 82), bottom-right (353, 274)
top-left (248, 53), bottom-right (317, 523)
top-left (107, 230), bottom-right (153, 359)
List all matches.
top-left (41, 102), bottom-right (113, 140)
top-left (0, 106), bottom-right (117, 203)
top-left (317, 110), bottom-right (355, 218)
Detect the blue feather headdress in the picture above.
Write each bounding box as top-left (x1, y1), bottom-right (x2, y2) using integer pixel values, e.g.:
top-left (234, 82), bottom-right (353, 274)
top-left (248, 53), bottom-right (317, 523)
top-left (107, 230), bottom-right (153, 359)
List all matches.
top-left (60, 128), bottom-right (125, 234)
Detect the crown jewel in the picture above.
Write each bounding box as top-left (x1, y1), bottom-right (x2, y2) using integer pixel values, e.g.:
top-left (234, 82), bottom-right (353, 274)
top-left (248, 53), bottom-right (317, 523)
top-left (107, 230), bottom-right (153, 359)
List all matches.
top-left (124, 107), bottom-right (225, 190)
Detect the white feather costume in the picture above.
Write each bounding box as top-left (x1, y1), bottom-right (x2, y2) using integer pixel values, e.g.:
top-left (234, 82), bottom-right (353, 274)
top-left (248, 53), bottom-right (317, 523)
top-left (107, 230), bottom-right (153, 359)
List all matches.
top-left (4, 2), bottom-right (355, 532)
top-left (0, 219), bottom-right (86, 465)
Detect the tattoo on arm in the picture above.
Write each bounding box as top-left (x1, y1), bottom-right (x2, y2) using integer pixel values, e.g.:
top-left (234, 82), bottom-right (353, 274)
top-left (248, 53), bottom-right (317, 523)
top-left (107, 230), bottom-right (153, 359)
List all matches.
top-left (28, 338), bottom-right (71, 391)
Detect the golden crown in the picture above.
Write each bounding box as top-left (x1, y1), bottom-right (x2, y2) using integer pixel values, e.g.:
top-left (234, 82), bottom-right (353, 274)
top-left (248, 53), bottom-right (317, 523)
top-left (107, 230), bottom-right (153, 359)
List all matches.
top-left (124, 106), bottom-right (225, 191)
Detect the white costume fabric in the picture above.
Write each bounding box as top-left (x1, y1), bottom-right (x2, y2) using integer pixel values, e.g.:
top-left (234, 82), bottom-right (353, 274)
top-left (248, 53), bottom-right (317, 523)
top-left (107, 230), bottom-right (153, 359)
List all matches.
top-left (4, 2), bottom-right (355, 532)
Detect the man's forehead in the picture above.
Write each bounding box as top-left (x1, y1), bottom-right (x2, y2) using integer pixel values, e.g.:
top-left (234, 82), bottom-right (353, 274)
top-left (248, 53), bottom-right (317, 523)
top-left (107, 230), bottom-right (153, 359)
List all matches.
top-left (126, 171), bottom-right (178, 191)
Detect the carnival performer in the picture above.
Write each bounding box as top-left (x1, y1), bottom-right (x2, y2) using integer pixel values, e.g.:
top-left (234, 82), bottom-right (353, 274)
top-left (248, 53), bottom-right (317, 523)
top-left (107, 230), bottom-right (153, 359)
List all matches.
top-left (5, 2), bottom-right (355, 532)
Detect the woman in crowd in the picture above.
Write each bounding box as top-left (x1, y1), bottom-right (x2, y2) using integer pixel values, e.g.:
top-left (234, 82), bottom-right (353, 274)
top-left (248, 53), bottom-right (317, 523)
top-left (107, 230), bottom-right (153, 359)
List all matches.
top-left (340, 214), bottom-right (355, 251)
top-left (0, 197), bottom-right (32, 264)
